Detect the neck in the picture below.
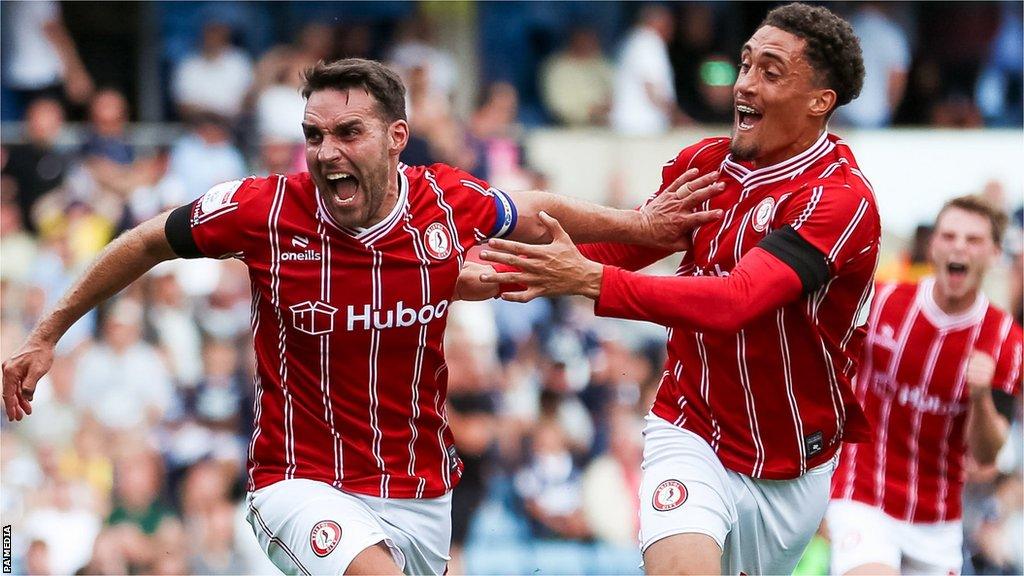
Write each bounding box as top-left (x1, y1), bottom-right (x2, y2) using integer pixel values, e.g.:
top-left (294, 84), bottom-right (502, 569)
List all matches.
top-left (931, 281), bottom-right (980, 315)
top-left (363, 165), bottom-right (400, 228)
top-left (751, 128), bottom-right (825, 169)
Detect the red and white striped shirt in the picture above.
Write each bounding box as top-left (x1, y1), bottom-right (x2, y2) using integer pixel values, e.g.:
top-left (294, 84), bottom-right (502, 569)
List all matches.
top-left (175, 163), bottom-right (517, 498)
top-left (589, 132), bottom-right (880, 479)
top-left (832, 278), bottom-right (1023, 522)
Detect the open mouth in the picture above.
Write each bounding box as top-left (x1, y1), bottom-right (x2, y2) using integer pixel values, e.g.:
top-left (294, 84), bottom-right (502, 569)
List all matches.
top-left (736, 104), bottom-right (763, 131)
top-left (946, 262), bottom-right (968, 279)
top-left (325, 172), bottom-right (360, 205)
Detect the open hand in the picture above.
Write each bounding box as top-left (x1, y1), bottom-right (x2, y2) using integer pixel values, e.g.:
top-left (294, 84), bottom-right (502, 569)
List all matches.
top-left (479, 212), bottom-right (603, 303)
top-left (2, 339), bottom-right (53, 421)
top-left (638, 168), bottom-right (725, 251)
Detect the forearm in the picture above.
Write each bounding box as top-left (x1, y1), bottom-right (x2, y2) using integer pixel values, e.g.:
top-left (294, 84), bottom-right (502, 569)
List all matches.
top-left (966, 392), bottom-right (1009, 465)
top-left (507, 190), bottom-right (648, 244)
top-left (31, 213), bottom-right (177, 344)
top-left (594, 247), bottom-right (803, 332)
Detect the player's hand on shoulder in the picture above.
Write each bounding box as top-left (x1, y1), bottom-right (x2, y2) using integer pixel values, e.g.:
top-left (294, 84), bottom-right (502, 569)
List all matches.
top-left (966, 350), bottom-right (996, 397)
top-left (2, 338), bottom-right (53, 421)
top-left (640, 169), bottom-right (725, 251)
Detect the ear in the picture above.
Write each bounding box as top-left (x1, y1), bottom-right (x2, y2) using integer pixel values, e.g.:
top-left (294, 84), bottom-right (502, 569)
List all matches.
top-left (809, 88), bottom-right (837, 119)
top-left (388, 120), bottom-right (409, 154)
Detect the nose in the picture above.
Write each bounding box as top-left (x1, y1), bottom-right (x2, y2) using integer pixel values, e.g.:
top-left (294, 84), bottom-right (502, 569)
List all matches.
top-left (317, 136), bottom-right (342, 165)
top-left (734, 68), bottom-right (756, 99)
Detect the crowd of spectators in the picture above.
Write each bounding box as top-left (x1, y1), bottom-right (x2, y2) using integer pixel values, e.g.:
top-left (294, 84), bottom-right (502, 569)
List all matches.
top-left (1, 1), bottom-right (1022, 574)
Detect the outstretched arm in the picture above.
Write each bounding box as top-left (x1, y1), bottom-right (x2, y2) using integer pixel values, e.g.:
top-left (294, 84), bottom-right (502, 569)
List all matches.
top-left (2, 211), bottom-right (177, 421)
top-left (505, 169), bottom-right (723, 250)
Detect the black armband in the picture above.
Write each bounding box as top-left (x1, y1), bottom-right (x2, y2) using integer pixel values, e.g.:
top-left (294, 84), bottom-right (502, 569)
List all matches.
top-left (758, 225), bottom-right (830, 293)
top-left (992, 390), bottom-right (1016, 423)
top-left (164, 203), bottom-right (204, 259)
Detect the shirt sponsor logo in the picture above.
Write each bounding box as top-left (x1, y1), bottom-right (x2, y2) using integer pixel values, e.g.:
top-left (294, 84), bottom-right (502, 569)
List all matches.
top-left (424, 222), bottom-right (452, 260)
top-left (290, 300), bottom-right (338, 336)
top-left (870, 373), bottom-right (966, 416)
top-left (751, 196), bottom-right (775, 233)
top-left (193, 179), bottom-right (243, 224)
top-left (310, 520), bottom-right (342, 557)
top-left (652, 479), bottom-right (688, 511)
top-left (346, 300), bottom-right (450, 331)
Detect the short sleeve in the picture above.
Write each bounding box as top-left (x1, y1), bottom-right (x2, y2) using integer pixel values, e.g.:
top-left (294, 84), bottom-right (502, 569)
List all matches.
top-left (165, 177), bottom-right (261, 259)
top-left (994, 323), bottom-right (1023, 395)
top-left (777, 185), bottom-right (879, 274)
top-left (430, 165), bottom-right (517, 244)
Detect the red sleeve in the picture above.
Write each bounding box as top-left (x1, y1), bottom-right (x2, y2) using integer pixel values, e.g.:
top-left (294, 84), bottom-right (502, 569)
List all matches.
top-left (427, 164), bottom-right (517, 244)
top-left (170, 177), bottom-right (265, 259)
top-left (777, 184), bottom-right (879, 274)
top-left (595, 247), bottom-right (802, 332)
top-left (994, 322), bottom-right (1023, 395)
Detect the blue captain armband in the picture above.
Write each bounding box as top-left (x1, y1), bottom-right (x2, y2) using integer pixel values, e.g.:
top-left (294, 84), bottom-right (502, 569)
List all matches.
top-left (489, 188), bottom-right (518, 238)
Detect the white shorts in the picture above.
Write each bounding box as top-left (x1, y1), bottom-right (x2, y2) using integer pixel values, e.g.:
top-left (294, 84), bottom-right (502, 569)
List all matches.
top-left (246, 478), bottom-right (451, 575)
top-left (827, 498), bottom-right (963, 575)
top-left (639, 414), bottom-right (837, 575)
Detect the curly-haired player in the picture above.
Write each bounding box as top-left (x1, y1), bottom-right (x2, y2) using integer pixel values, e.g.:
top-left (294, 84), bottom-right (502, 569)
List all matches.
top-left (477, 4), bottom-right (878, 573)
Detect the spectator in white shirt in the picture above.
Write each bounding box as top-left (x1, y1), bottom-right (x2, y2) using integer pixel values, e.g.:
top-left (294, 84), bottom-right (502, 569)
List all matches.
top-left (611, 4), bottom-right (682, 135)
top-left (836, 3), bottom-right (910, 127)
top-left (172, 21), bottom-right (253, 122)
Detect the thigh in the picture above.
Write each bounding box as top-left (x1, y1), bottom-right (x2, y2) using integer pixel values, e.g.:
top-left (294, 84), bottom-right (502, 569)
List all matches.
top-left (638, 416), bottom-right (733, 562)
top-left (898, 520), bottom-right (963, 575)
top-left (728, 455), bottom-right (836, 576)
top-left (826, 499), bottom-right (900, 576)
top-left (246, 479), bottom-right (403, 576)
top-left (362, 491), bottom-right (453, 576)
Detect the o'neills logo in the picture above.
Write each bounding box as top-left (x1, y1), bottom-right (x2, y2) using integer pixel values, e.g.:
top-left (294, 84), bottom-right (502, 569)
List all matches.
top-left (281, 249), bottom-right (323, 261)
top-left (347, 300), bottom-right (450, 330)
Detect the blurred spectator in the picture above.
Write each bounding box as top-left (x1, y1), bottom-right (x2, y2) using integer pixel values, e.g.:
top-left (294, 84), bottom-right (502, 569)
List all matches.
top-left (1, 0), bottom-right (94, 112)
top-left (23, 479), bottom-right (102, 575)
top-left (107, 450), bottom-right (174, 535)
top-left (167, 113), bottom-right (247, 198)
top-left (253, 48), bottom-right (306, 145)
top-left (1, 98), bottom-right (70, 235)
top-left (18, 355), bottom-right (80, 449)
top-left (468, 82), bottom-right (530, 189)
top-left (514, 420), bottom-right (591, 540)
top-left (172, 21), bottom-right (254, 122)
top-left (26, 234), bottom-right (98, 353)
top-left (125, 147), bottom-right (190, 225)
top-left (150, 269), bottom-right (203, 388)
top-left (73, 298), bottom-right (173, 430)
top-left (610, 4), bottom-right (682, 135)
top-left (0, 194), bottom-right (38, 284)
top-left (580, 405), bottom-right (642, 546)
top-left (388, 17), bottom-right (458, 100)
top-left (190, 500), bottom-right (247, 574)
top-left (540, 27), bottom-right (614, 126)
top-left (669, 3), bottom-right (734, 124)
top-left (836, 3), bottom-right (910, 128)
top-left (975, 2), bottom-right (1023, 127)
top-left (82, 89), bottom-right (134, 166)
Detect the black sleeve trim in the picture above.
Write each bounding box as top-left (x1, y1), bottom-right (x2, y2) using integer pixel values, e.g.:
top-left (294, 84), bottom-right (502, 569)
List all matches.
top-left (165, 203), bottom-right (204, 259)
top-left (758, 225), bottom-right (830, 294)
top-left (992, 390), bottom-right (1016, 423)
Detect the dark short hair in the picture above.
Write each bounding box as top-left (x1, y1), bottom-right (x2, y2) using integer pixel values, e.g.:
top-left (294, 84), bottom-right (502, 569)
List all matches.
top-left (301, 59), bottom-right (407, 122)
top-left (937, 195), bottom-right (1009, 245)
top-left (760, 3), bottom-right (864, 111)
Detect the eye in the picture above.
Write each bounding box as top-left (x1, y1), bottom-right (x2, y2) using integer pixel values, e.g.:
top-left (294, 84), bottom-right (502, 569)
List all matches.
top-left (304, 130), bottom-right (322, 144)
top-left (739, 61), bottom-right (751, 73)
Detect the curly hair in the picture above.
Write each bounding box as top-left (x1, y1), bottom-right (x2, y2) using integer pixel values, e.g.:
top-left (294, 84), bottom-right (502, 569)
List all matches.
top-left (760, 3), bottom-right (865, 110)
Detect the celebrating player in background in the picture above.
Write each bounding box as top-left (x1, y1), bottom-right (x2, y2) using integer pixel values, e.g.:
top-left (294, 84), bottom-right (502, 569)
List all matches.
top-left (478, 4), bottom-right (877, 574)
top-left (2, 59), bottom-right (721, 576)
top-left (828, 196), bottom-right (1023, 576)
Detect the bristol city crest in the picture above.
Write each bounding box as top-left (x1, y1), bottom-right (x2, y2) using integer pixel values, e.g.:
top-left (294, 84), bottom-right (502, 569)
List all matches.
top-left (652, 479), bottom-right (688, 511)
top-left (424, 222), bottom-right (452, 260)
top-left (751, 196), bottom-right (776, 233)
top-left (310, 520), bottom-right (342, 557)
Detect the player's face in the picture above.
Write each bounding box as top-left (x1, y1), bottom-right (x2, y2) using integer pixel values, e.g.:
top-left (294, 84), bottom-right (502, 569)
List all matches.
top-left (929, 207), bottom-right (1000, 302)
top-left (303, 88), bottom-right (409, 228)
top-left (731, 26), bottom-right (835, 166)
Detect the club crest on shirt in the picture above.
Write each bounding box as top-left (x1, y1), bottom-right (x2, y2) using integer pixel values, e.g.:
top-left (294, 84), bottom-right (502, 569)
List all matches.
top-left (424, 222), bottom-right (452, 260)
top-left (290, 300), bottom-right (338, 336)
top-left (751, 196), bottom-right (775, 233)
top-left (310, 520), bottom-right (342, 557)
top-left (652, 479), bottom-right (688, 511)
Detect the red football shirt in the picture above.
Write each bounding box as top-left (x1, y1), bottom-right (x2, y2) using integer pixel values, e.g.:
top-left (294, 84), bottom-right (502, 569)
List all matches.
top-left (832, 279), bottom-right (1023, 522)
top-left (170, 163), bottom-right (517, 498)
top-left (587, 132), bottom-right (880, 479)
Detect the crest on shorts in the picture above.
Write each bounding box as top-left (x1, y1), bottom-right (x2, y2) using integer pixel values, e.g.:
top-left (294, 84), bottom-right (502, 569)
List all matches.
top-left (424, 222), bottom-right (452, 260)
top-left (751, 197), bottom-right (775, 233)
top-left (652, 479), bottom-right (688, 511)
top-left (310, 520), bottom-right (342, 557)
